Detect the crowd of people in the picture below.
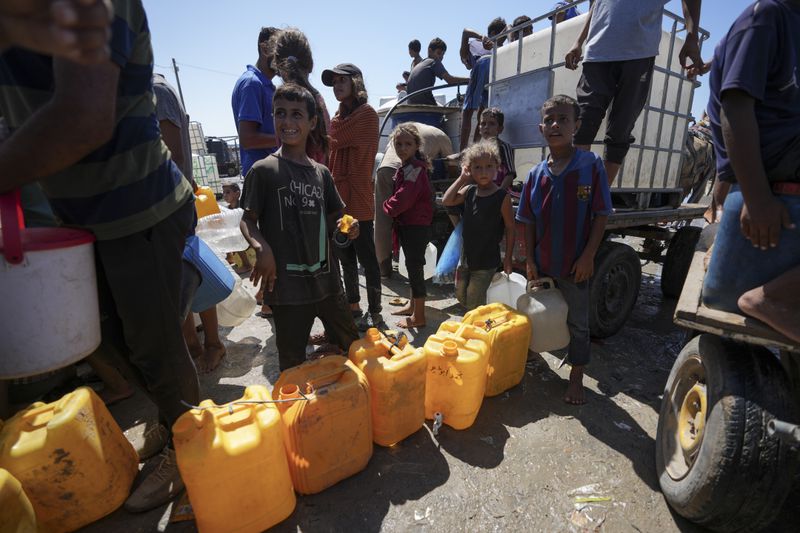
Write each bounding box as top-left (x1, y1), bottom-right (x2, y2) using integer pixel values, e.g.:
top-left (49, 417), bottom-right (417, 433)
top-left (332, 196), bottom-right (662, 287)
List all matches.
top-left (1, 0), bottom-right (799, 519)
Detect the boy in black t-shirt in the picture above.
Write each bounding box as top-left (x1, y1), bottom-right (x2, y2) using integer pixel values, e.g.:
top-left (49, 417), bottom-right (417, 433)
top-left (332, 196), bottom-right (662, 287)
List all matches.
top-left (242, 83), bottom-right (359, 370)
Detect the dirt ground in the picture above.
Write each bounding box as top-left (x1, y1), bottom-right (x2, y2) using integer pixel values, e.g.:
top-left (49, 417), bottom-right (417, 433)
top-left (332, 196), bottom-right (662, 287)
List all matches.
top-left (77, 249), bottom-right (795, 533)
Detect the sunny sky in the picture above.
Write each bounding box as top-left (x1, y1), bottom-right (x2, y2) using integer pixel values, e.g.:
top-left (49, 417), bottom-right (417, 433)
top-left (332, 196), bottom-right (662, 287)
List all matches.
top-left (142, 0), bottom-right (753, 139)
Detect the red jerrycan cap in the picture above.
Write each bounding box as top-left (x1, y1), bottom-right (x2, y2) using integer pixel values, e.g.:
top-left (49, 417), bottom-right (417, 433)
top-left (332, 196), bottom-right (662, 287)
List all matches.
top-left (0, 189), bottom-right (94, 265)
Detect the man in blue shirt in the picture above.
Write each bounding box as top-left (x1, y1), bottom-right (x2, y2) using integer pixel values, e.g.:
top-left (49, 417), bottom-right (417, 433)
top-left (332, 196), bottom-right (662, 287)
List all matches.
top-left (232, 26), bottom-right (279, 177)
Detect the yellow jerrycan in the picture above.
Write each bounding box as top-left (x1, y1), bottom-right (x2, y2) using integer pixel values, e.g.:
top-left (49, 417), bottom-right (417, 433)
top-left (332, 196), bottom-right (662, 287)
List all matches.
top-left (195, 185), bottom-right (221, 219)
top-left (172, 385), bottom-right (296, 533)
top-left (423, 322), bottom-right (491, 430)
top-left (0, 467), bottom-right (36, 533)
top-left (463, 303), bottom-right (532, 397)
top-left (273, 356), bottom-right (372, 494)
top-left (515, 278), bottom-right (571, 353)
top-left (0, 387), bottom-right (137, 533)
top-left (348, 328), bottom-right (427, 446)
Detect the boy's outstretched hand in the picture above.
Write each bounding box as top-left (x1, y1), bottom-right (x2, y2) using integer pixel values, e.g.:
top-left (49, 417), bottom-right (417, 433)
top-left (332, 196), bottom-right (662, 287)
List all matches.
top-left (251, 247), bottom-right (277, 293)
top-left (571, 251), bottom-right (594, 283)
top-left (741, 195), bottom-right (796, 250)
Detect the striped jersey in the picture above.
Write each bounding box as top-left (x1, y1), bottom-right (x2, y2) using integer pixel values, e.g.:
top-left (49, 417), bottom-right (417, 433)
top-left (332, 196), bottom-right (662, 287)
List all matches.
top-left (516, 150), bottom-right (612, 278)
top-left (0, 0), bottom-right (192, 240)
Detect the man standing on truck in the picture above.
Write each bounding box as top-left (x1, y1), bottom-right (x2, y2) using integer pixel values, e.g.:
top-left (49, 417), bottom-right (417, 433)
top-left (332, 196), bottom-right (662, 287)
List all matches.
top-left (565, 0), bottom-right (703, 185)
top-left (232, 26), bottom-right (280, 177)
top-left (406, 38), bottom-right (469, 106)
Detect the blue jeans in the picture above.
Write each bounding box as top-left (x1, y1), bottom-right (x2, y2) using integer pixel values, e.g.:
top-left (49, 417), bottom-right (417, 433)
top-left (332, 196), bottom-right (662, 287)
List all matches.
top-left (702, 188), bottom-right (800, 312)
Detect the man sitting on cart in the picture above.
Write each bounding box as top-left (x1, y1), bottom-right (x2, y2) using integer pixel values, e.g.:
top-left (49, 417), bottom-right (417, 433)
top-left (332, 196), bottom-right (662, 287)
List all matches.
top-left (701, 0), bottom-right (800, 344)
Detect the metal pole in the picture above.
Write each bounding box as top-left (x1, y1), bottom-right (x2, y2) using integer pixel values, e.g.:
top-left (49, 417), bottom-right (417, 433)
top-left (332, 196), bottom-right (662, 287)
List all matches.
top-left (172, 58), bottom-right (186, 110)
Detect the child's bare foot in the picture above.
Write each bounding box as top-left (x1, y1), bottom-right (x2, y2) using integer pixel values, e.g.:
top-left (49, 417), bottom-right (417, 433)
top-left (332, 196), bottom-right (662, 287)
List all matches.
top-left (564, 365), bottom-right (586, 405)
top-left (738, 281), bottom-right (800, 343)
top-left (397, 315), bottom-right (426, 329)
top-left (98, 383), bottom-right (135, 406)
top-left (197, 343), bottom-right (226, 374)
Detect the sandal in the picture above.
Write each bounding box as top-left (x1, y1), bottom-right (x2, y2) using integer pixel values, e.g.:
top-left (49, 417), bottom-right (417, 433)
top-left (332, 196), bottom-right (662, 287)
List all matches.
top-left (388, 297), bottom-right (408, 306)
top-left (308, 333), bottom-right (328, 345)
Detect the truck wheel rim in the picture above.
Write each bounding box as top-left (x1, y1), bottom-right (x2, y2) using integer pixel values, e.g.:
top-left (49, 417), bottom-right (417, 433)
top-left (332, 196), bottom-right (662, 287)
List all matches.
top-left (662, 355), bottom-right (707, 480)
top-left (678, 383), bottom-right (707, 457)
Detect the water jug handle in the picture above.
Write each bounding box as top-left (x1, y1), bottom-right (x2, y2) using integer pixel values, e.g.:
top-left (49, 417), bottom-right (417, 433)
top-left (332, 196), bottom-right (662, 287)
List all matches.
top-left (305, 366), bottom-right (348, 394)
top-left (527, 277), bottom-right (555, 292)
top-left (0, 188), bottom-right (25, 264)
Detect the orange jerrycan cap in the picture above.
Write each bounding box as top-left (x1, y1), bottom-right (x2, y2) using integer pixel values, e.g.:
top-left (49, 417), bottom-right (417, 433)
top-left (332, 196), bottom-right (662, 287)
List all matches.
top-left (366, 328), bottom-right (382, 342)
top-left (278, 384), bottom-right (302, 400)
top-left (441, 340), bottom-right (459, 357)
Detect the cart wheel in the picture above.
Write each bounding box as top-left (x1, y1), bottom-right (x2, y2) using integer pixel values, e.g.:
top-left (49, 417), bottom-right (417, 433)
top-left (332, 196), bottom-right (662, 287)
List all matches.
top-left (656, 334), bottom-right (799, 531)
top-left (661, 226), bottom-right (702, 298)
top-left (588, 241), bottom-right (641, 338)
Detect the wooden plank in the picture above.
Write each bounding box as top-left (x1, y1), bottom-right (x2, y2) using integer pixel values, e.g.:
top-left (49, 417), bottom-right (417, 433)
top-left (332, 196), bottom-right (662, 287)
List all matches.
top-left (674, 251), bottom-right (706, 321)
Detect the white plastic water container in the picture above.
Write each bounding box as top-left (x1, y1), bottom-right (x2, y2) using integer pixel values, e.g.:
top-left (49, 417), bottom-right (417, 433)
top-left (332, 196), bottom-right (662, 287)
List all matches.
top-left (195, 208), bottom-right (248, 254)
top-left (0, 191), bottom-right (101, 378)
top-left (215, 260), bottom-right (256, 327)
top-left (486, 272), bottom-right (527, 308)
top-left (398, 242), bottom-right (437, 280)
top-left (515, 278), bottom-right (570, 353)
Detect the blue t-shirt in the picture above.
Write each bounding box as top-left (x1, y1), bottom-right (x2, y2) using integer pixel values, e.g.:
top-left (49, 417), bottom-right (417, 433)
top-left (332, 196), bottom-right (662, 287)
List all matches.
top-left (584, 0), bottom-right (668, 62)
top-left (707, 0), bottom-right (800, 183)
top-left (516, 150), bottom-right (613, 279)
top-left (231, 65), bottom-right (276, 176)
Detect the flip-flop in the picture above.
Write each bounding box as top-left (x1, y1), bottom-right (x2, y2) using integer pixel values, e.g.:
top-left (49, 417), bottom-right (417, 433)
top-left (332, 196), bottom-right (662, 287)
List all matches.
top-left (255, 311), bottom-right (273, 319)
top-left (388, 297), bottom-right (408, 306)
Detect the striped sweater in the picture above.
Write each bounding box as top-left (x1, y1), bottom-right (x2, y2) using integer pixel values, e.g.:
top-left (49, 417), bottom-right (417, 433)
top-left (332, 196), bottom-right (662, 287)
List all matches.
top-left (327, 103), bottom-right (379, 221)
top-left (0, 0), bottom-right (192, 240)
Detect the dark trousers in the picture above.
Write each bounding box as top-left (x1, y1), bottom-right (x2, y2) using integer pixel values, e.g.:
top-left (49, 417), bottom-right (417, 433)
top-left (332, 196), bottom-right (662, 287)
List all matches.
top-left (271, 294), bottom-right (360, 371)
top-left (555, 277), bottom-right (591, 367)
top-left (93, 200), bottom-right (200, 431)
top-left (334, 220), bottom-right (382, 314)
top-left (398, 225), bottom-right (431, 298)
top-left (574, 57), bottom-right (655, 164)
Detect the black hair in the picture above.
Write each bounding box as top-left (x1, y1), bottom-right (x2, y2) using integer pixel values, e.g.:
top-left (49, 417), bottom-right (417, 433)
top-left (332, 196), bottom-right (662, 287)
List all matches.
top-left (541, 94), bottom-right (580, 121)
top-left (408, 39), bottom-right (421, 54)
top-left (258, 26), bottom-right (278, 53)
top-left (513, 15), bottom-right (531, 27)
top-left (273, 83), bottom-right (317, 120)
top-left (487, 17), bottom-right (507, 37)
top-left (428, 37), bottom-right (447, 53)
top-left (481, 107), bottom-right (505, 128)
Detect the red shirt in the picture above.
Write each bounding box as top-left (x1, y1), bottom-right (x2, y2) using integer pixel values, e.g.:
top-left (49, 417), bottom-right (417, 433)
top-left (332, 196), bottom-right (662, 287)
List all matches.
top-left (382, 159), bottom-right (433, 226)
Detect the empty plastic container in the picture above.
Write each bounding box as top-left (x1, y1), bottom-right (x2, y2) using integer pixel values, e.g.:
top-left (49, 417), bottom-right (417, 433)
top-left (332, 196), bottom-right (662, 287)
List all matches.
top-left (485, 272), bottom-right (528, 308)
top-left (215, 260), bottom-right (257, 328)
top-left (195, 186), bottom-right (221, 219)
top-left (463, 303), bottom-right (532, 396)
top-left (0, 388), bottom-right (138, 533)
top-left (273, 356), bottom-right (372, 494)
top-left (194, 207), bottom-right (248, 254)
top-left (172, 385), bottom-right (296, 533)
top-left (348, 328), bottom-right (427, 446)
top-left (0, 468), bottom-right (36, 533)
top-left (0, 190), bottom-right (100, 379)
top-left (516, 278), bottom-right (570, 353)
top-left (398, 242), bottom-right (438, 280)
top-left (423, 322), bottom-right (491, 430)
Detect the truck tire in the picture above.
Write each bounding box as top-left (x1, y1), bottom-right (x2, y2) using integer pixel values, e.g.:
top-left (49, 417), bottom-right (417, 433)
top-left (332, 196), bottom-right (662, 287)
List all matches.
top-left (656, 335), bottom-right (799, 532)
top-left (588, 241), bottom-right (641, 338)
top-left (662, 226), bottom-right (702, 298)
